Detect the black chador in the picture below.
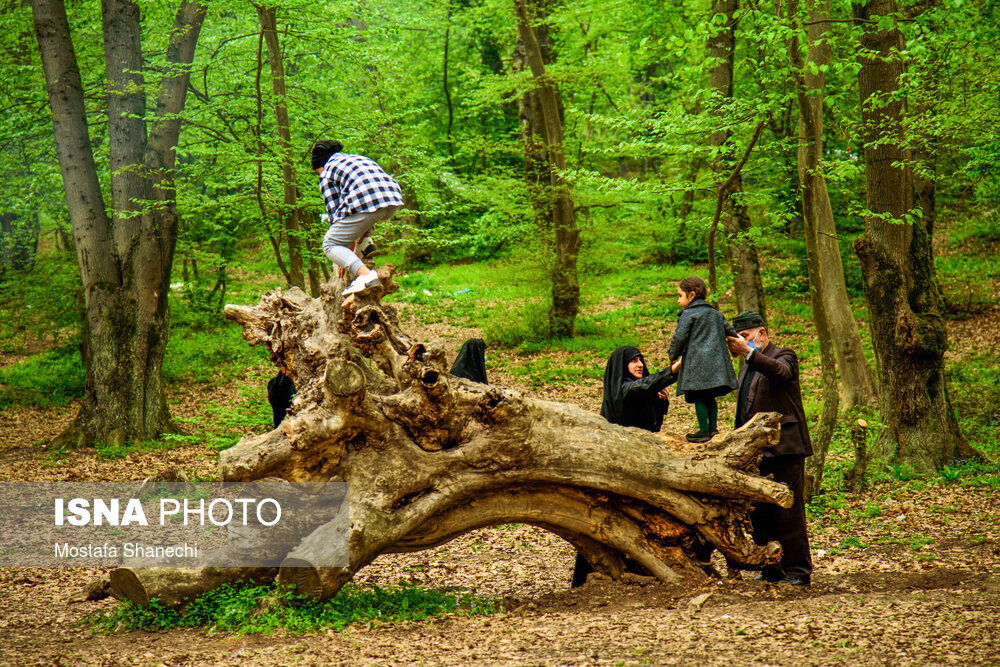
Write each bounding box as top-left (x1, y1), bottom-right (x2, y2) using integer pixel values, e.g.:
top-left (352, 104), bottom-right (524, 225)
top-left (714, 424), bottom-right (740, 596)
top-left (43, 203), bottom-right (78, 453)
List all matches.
top-left (450, 338), bottom-right (488, 384)
top-left (573, 346), bottom-right (677, 587)
top-left (267, 371), bottom-right (296, 428)
top-left (599, 346), bottom-right (675, 433)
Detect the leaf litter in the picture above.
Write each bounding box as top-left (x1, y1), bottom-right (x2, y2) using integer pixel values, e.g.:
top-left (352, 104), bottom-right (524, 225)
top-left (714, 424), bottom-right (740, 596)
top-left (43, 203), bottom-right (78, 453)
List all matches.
top-left (0, 299), bottom-right (997, 665)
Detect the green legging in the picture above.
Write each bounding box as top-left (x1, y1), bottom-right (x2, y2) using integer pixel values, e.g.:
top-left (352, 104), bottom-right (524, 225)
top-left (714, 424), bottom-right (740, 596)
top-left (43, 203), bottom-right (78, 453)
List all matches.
top-left (694, 397), bottom-right (718, 433)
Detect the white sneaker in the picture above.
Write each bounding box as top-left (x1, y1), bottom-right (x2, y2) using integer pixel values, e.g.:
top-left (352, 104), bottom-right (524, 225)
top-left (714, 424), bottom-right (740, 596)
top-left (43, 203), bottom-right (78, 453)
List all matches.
top-left (342, 271), bottom-right (381, 296)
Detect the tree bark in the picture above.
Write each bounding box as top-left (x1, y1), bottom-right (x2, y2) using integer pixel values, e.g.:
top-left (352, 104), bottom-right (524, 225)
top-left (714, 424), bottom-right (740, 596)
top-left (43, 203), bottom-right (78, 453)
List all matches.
top-left (787, 0), bottom-right (839, 497)
top-left (31, 0), bottom-right (206, 447)
top-left (109, 270), bottom-right (793, 607)
top-left (852, 0), bottom-right (975, 471)
top-left (257, 4), bottom-right (307, 293)
top-left (707, 0), bottom-right (766, 319)
top-left (513, 0), bottom-right (580, 338)
top-left (788, 0), bottom-right (879, 410)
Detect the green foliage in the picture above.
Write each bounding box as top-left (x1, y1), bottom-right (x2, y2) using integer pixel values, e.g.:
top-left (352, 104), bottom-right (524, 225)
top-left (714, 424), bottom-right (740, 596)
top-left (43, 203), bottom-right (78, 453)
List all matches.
top-left (91, 438), bottom-right (184, 462)
top-left (888, 463), bottom-right (921, 483)
top-left (806, 490), bottom-right (847, 520)
top-left (0, 242), bottom-right (80, 354)
top-left (946, 356), bottom-right (1000, 457)
top-left (86, 582), bottom-right (499, 635)
top-left (165, 384), bottom-right (273, 452)
top-left (163, 320), bottom-right (269, 385)
top-left (863, 502), bottom-right (882, 518)
top-left (0, 344), bottom-right (83, 409)
top-left (840, 536), bottom-right (869, 549)
top-left (483, 300), bottom-right (552, 347)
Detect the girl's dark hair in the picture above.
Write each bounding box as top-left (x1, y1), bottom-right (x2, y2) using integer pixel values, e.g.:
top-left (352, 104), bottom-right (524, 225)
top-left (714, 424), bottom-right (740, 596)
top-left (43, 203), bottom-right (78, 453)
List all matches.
top-left (311, 140), bottom-right (344, 169)
top-left (678, 276), bottom-right (708, 300)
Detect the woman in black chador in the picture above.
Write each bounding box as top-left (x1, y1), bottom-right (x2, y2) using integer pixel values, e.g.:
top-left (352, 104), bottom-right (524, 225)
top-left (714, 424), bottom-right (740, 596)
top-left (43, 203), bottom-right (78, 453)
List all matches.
top-left (450, 338), bottom-right (488, 384)
top-left (572, 346), bottom-right (679, 587)
top-left (599, 346), bottom-right (678, 433)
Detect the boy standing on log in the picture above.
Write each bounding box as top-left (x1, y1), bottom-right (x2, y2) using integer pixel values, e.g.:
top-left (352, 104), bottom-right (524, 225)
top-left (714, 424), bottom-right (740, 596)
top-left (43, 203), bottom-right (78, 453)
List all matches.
top-left (727, 310), bottom-right (814, 586)
top-left (311, 140), bottom-right (404, 296)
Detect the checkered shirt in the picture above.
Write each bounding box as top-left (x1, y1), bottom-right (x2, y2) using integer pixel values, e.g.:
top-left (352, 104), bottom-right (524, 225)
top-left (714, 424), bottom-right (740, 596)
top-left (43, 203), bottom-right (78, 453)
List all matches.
top-left (318, 152), bottom-right (404, 223)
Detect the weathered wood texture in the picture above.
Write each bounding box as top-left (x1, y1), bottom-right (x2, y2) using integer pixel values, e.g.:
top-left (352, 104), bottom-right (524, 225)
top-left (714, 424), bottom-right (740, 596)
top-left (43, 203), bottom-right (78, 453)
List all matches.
top-left (111, 267), bottom-right (791, 608)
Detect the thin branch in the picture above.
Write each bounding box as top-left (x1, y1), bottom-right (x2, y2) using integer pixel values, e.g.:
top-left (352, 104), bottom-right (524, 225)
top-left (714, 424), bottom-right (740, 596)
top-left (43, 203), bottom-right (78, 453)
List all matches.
top-left (707, 117), bottom-right (769, 294)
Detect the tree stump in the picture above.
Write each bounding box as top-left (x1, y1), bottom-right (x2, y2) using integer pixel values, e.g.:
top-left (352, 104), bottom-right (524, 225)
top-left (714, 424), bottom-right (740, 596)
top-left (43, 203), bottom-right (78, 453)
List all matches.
top-left (110, 267), bottom-right (791, 608)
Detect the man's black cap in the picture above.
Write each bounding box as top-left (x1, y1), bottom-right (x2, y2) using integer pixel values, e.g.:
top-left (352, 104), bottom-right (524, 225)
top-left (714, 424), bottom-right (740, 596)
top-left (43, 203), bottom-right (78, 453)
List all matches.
top-left (732, 310), bottom-right (766, 332)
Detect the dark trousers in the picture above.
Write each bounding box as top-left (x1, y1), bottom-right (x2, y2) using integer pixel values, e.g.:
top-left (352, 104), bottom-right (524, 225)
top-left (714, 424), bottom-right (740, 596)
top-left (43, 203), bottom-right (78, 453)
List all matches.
top-left (751, 454), bottom-right (813, 580)
top-left (571, 552), bottom-right (592, 587)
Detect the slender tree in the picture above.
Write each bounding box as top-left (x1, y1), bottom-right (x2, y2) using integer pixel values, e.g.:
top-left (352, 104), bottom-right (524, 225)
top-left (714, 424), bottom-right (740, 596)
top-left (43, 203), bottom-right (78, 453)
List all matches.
top-left (31, 0), bottom-right (206, 447)
top-left (706, 0), bottom-right (766, 319)
top-left (256, 4), bottom-right (320, 296)
top-left (513, 0), bottom-right (579, 337)
top-left (786, 0), bottom-right (839, 495)
top-left (787, 0), bottom-right (879, 410)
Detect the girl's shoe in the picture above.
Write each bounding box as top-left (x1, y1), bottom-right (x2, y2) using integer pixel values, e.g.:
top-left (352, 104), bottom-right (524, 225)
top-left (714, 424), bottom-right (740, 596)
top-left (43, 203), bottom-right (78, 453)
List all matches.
top-left (685, 430), bottom-right (711, 443)
top-left (342, 271), bottom-right (381, 296)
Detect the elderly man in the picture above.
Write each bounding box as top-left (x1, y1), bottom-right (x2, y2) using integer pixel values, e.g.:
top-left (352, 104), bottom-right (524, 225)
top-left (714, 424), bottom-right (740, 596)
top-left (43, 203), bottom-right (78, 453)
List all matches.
top-left (727, 311), bottom-right (813, 586)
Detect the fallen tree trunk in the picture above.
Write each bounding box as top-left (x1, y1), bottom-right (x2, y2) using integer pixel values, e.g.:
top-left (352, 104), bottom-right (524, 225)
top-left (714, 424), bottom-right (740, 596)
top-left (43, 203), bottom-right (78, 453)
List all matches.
top-left (110, 267), bottom-right (791, 608)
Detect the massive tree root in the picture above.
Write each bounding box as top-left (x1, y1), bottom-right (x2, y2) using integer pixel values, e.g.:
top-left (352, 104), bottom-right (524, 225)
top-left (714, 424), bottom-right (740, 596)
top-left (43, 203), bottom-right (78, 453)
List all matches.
top-left (109, 267), bottom-right (790, 608)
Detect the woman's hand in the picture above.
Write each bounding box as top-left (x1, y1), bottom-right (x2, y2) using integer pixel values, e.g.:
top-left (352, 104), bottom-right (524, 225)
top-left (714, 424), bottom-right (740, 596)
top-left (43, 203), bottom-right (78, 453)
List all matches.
top-left (657, 387), bottom-right (670, 400)
top-left (670, 358), bottom-right (682, 374)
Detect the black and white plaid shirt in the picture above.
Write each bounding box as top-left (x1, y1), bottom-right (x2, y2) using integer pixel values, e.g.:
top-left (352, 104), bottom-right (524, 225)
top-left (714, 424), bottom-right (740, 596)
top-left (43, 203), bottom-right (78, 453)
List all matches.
top-left (318, 152), bottom-right (404, 223)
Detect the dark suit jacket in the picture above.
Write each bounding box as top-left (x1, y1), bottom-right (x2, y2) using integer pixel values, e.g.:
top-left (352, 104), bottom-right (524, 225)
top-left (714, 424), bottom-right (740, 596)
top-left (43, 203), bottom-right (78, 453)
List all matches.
top-left (735, 342), bottom-right (813, 458)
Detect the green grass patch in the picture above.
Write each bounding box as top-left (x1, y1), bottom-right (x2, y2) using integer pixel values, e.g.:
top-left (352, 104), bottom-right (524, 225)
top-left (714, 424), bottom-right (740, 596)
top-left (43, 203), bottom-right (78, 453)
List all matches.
top-left (165, 383), bottom-right (273, 452)
top-left (164, 321), bottom-right (269, 385)
top-left (806, 490), bottom-right (848, 519)
top-left (504, 357), bottom-right (602, 388)
top-left (85, 582), bottom-right (499, 635)
top-left (0, 344), bottom-right (84, 409)
top-left (840, 536), bottom-right (869, 549)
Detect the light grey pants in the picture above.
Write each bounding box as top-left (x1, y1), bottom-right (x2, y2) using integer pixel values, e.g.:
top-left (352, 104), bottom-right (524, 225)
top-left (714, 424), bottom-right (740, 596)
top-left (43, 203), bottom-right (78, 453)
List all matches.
top-left (322, 205), bottom-right (400, 275)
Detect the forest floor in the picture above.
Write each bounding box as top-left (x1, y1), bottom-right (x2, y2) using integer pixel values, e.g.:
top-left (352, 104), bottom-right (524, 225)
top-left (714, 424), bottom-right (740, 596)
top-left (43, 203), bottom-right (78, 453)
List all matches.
top-left (1, 283), bottom-right (999, 666)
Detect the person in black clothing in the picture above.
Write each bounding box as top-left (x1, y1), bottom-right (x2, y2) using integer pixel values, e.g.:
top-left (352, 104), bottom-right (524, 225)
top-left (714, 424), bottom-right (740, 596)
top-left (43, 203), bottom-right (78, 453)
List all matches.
top-left (572, 346), bottom-right (680, 587)
top-left (450, 338), bottom-right (488, 384)
top-left (267, 371), bottom-right (296, 428)
top-left (599, 346), bottom-right (678, 433)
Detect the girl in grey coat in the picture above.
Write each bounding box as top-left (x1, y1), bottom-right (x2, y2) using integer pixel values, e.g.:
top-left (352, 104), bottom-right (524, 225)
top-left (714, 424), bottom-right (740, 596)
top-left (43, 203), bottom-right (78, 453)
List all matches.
top-left (668, 276), bottom-right (738, 442)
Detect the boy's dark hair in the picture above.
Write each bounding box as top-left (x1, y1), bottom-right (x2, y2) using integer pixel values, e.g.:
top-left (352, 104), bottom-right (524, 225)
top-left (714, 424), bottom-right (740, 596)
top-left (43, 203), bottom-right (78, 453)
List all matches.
top-left (678, 275), bottom-right (708, 301)
top-left (311, 140), bottom-right (344, 170)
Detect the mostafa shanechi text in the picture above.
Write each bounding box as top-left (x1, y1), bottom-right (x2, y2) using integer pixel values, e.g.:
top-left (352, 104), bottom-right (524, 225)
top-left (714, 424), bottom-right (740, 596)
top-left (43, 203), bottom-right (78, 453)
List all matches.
top-left (54, 542), bottom-right (199, 558)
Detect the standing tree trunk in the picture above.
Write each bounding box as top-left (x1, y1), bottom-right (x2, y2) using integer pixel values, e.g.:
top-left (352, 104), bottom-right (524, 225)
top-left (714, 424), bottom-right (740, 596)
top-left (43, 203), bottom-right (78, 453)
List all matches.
top-left (31, 0), bottom-right (206, 447)
top-left (786, 0), bottom-right (839, 497)
top-left (852, 0), bottom-right (974, 471)
top-left (707, 0), bottom-right (766, 319)
top-left (257, 4), bottom-right (309, 294)
top-left (513, 0), bottom-right (580, 338)
top-left (789, 0), bottom-right (879, 410)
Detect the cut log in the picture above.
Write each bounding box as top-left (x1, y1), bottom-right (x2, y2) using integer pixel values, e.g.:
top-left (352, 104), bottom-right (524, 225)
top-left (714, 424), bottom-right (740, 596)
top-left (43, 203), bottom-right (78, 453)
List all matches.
top-left (110, 266), bottom-right (792, 607)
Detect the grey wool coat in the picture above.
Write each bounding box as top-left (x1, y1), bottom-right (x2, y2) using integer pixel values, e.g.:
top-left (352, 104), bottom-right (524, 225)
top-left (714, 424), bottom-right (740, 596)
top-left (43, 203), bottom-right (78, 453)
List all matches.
top-left (668, 299), bottom-right (738, 395)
